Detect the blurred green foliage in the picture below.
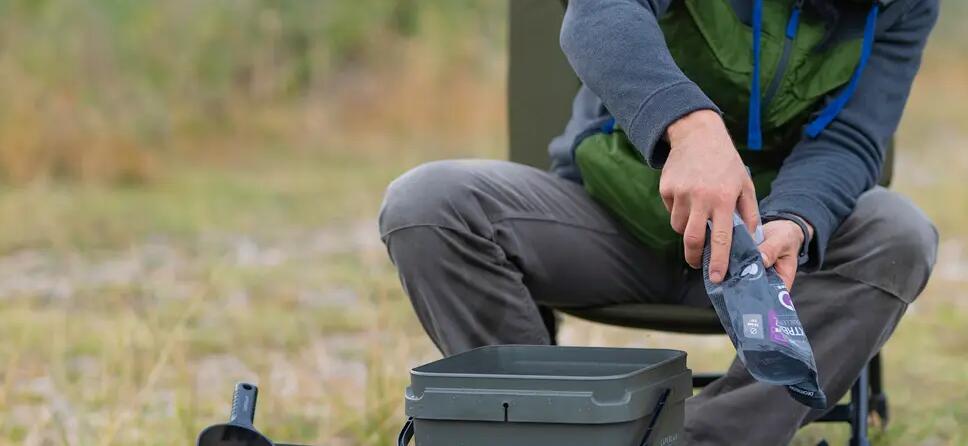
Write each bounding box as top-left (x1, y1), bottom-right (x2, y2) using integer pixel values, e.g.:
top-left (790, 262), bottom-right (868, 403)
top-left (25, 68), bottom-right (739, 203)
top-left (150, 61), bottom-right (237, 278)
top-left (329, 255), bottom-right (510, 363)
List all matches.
top-left (0, 0), bottom-right (506, 182)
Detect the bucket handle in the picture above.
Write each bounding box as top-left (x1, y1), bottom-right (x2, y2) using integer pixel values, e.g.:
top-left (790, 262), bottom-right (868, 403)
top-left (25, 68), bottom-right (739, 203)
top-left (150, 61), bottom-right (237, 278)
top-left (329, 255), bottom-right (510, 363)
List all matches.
top-left (396, 417), bottom-right (414, 446)
top-left (638, 388), bottom-right (672, 446)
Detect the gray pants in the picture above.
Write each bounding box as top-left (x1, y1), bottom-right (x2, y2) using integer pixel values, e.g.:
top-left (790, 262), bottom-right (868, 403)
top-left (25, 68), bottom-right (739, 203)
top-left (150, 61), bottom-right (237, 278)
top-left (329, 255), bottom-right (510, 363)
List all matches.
top-left (379, 160), bottom-right (937, 445)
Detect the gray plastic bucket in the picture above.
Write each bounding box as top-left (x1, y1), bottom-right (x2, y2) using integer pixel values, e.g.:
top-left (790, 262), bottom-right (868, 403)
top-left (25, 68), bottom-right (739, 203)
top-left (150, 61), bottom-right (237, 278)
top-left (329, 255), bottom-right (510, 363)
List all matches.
top-left (402, 345), bottom-right (691, 446)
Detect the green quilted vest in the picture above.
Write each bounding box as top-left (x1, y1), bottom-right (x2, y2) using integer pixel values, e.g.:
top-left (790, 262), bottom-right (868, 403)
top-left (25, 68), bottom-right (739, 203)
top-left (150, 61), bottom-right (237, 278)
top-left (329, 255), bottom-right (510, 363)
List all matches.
top-left (575, 0), bottom-right (876, 258)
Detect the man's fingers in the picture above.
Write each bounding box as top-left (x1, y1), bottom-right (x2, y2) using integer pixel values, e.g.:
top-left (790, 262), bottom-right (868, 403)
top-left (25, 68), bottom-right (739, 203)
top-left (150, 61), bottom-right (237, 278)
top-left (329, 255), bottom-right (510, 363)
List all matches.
top-left (659, 177), bottom-right (675, 212)
top-left (669, 195), bottom-right (689, 234)
top-left (682, 208), bottom-right (707, 269)
top-left (660, 185), bottom-right (674, 213)
top-left (737, 181), bottom-right (760, 236)
top-left (707, 209), bottom-right (733, 283)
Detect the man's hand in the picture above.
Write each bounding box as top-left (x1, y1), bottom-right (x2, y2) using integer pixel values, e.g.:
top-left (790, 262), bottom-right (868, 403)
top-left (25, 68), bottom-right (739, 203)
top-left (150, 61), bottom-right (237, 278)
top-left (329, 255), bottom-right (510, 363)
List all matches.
top-left (660, 110), bottom-right (759, 283)
top-left (758, 219), bottom-right (813, 289)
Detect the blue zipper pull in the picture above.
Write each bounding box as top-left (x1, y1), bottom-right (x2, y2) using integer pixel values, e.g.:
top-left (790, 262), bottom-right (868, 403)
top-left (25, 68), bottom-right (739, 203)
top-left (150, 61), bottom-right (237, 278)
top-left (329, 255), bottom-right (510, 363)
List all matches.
top-left (786, 0), bottom-right (805, 39)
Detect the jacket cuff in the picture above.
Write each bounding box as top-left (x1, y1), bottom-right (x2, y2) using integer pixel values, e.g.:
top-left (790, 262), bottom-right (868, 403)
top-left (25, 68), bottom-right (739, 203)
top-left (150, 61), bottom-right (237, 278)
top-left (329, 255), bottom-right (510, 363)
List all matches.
top-left (760, 194), bottom-right (838, 271)
top-left (625, 81), bottom-right (719, 168)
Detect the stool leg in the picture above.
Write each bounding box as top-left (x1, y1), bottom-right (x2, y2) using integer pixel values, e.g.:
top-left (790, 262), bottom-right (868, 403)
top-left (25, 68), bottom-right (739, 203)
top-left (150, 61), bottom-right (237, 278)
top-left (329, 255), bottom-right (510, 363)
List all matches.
top-left (538, 305), bottom-right (558, 345)
top-left (869, 353), bottom-right (890, 427)
top-left (849, 365), bottom-right (870, 446)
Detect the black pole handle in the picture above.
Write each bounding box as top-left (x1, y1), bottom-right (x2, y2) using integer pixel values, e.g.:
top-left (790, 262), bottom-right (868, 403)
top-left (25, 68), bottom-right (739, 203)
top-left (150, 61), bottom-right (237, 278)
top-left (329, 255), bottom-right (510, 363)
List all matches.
top-left (229, 382), bottom-right (259, 427)
top-left (397, 417), bottom-right (414, 446)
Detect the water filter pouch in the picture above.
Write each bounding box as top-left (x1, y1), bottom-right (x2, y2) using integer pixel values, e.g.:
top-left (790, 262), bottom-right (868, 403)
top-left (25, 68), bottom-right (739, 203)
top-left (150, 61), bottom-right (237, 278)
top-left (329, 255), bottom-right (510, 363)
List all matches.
top-left (702, 214), bottom-right (827, 409)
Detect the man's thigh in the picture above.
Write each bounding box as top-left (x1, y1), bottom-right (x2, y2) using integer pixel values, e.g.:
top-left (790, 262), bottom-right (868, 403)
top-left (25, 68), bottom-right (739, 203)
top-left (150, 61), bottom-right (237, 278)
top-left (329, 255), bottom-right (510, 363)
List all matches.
top-left (384, 159), bottom-right (689, 307)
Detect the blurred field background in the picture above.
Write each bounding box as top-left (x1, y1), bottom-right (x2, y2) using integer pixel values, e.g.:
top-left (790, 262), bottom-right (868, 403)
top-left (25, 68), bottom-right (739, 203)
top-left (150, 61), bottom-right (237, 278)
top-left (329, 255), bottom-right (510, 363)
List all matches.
top-left (0, 1), bottom-right (964, 445)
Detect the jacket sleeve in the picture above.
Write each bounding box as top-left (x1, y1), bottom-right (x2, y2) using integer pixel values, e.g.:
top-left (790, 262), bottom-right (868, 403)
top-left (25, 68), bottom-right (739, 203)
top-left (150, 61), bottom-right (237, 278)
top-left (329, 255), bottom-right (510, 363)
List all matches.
top-left (759, 0), bottom-right (939, 270)
top-left (559, 0), bottom-right (719, 167)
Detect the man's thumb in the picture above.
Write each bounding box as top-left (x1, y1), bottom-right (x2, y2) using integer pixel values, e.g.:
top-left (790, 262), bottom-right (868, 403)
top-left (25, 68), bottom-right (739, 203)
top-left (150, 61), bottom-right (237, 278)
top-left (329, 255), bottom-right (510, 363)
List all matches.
top-left (758, 239), bottom-right (780, 268)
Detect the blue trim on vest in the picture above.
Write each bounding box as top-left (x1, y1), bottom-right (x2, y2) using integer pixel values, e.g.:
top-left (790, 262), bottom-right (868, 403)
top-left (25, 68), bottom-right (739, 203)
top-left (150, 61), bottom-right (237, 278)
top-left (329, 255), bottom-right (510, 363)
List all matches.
top-left (786, 3), bottom-right (802, 39)
top-left (805, 4), bottom-right (879, 138)
top-left (601, 116), bottom-right (616, 134)
top-left (747, 0), bottom-right (764, 150)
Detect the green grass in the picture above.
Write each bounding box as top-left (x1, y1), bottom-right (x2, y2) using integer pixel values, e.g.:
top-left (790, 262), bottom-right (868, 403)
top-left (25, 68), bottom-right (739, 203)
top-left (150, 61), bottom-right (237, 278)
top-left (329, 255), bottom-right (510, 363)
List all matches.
top-left (0, 153), bottom-right (383, 251)
top-left (0, 128), bottom-right (964, 444)
top-left (0, 145), bottom-right (489, 445)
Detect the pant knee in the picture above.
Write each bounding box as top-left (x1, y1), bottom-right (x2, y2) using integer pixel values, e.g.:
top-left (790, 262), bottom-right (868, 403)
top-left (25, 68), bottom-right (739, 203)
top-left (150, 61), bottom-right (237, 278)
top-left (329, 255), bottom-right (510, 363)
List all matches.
top-left (378, 160), bottom-right (486, 240)
top-left (833, 188), bottom-right (939, 302)
top-left (865, 189), bottom-right (938, 274)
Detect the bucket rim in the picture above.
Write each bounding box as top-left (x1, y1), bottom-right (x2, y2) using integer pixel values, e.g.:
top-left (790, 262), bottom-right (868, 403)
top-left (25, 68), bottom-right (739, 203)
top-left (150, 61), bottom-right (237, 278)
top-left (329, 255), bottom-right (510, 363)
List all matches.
top-left (410, 345), bottom-right (687, 381)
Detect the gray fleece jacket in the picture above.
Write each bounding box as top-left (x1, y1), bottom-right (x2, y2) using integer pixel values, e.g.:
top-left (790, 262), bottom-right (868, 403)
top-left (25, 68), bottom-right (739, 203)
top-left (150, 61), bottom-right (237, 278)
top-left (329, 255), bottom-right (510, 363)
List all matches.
top-left (551, 0), bottom-right (938, 269)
